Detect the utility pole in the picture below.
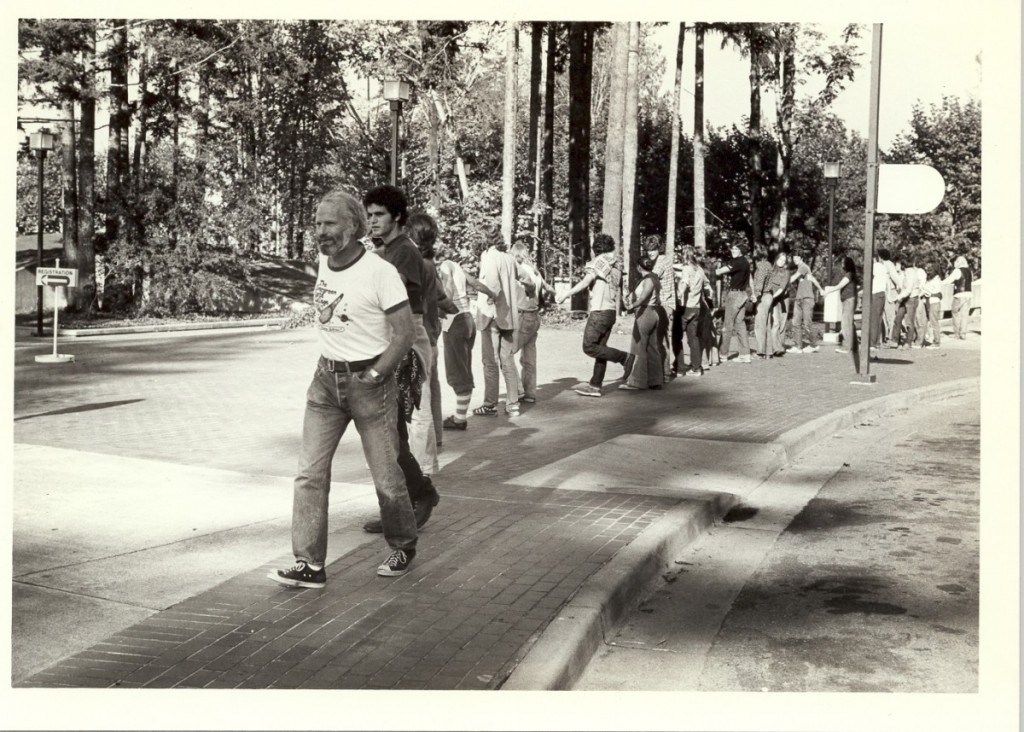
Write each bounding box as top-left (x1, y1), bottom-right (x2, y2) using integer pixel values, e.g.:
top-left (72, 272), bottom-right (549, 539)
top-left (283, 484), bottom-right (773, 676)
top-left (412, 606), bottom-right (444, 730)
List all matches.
top-left (857, 24), bottom-right (883, 384)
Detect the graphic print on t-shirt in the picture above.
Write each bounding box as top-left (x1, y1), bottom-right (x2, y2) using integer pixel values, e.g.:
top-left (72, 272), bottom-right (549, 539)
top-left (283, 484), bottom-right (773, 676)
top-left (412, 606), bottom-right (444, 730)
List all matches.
top-left (314, 280), bottom-right (351, 332)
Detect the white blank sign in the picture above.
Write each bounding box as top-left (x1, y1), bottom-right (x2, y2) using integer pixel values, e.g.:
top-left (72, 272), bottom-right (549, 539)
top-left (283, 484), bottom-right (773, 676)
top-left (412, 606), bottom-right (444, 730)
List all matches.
top-left (877, 164), bottom-right (946, 214)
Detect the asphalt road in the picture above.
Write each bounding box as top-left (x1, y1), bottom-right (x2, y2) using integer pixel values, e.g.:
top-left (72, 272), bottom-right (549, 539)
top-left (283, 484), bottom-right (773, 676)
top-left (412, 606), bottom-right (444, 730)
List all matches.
top-left (576, 389), bottom-right (979, 692)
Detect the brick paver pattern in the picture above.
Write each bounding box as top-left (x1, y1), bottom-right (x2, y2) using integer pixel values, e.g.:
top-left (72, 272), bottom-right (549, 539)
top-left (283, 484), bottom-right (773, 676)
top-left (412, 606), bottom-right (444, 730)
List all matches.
top-left (13, 324), bottom-right (979, 688)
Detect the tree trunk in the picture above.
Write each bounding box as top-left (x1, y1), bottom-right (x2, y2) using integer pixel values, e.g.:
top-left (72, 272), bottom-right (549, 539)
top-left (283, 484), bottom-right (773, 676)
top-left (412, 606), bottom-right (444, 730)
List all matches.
top-left (501, 23), bottom-right (518, 246)
top-left (72, 24), bottom-right (97, 313)
top-left (540, 23), bottom-right (556, 279)
top-left (621, 22), bottom-right (640, 292)
top-left (170, 57), bottom-right (181, 248)
top-left (747, 30), bottom-right (764, 252)
top-left (693, 23), bottom-right (707, 254)
top-left (666, 23), bottom-right (685, 259)
top-left (567, 22), bottom-right (594, 310)
top-left (527, 22), bottom-right (543, 242)
top-left (105, 19), bottom-right (129, 249)
top-left (427, 90), bottom-right (441, 211)
top-left (601, 23), bottom-right (628, 249)
top-left (774, 27), bottom-right (795, 247)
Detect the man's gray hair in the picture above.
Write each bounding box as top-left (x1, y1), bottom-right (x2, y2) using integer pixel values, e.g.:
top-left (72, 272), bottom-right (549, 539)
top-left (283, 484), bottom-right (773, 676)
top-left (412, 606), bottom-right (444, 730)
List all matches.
top-left (318, 189), bottom-right (367, 239)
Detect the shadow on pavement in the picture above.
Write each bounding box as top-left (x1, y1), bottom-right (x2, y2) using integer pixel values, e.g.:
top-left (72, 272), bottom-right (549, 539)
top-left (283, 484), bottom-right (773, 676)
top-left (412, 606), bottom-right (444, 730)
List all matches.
top-left (15, 398), bottom-right (145, 421)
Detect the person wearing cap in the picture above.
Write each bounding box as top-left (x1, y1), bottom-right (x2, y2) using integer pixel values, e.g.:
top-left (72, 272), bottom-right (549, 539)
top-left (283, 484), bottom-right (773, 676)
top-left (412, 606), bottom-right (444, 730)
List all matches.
top-left (715, 243), bottom-right (752, 363)
top-left (475, 226), bottom-right (522, 417)
top-left (620, 256), bottom-right (665, 391)
top-left (269, 189), bottom-right (418, 588)
top-left (556, 233), bottom-right (635, 397)
top-left (943, 255), bottom-right (973, 339)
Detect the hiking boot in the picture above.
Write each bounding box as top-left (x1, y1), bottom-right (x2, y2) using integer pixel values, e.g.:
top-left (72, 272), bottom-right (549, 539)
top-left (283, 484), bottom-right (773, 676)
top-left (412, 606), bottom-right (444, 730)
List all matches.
top-left (574, 383), bottom-right (602, 398)
top-left (621, 353), bottom-right (637, 381)
top-left (377, 548), bottom-right (415, 577)
top-left (268, 560), bottom-right (326, 589)
top-left (442, 415), bottom-right (467, 430)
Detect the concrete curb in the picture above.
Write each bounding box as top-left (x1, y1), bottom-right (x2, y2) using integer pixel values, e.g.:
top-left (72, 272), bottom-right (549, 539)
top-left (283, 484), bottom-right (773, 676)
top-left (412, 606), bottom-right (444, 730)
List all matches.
top-left (500, 375), bottom-right (980, 690)
top-left (18, 318), bottom-right (289, 338)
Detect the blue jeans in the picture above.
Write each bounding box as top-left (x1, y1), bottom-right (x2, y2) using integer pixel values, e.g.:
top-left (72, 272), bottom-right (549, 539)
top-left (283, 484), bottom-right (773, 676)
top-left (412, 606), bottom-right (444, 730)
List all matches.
top-left (292, 359), bottom-right (417, 564)
top-left (515, 310), bottom-right (541, 400)
top-left (719, 290), bottom-right (750, 358)
top-left (793, 296), bottom-right (816, 348)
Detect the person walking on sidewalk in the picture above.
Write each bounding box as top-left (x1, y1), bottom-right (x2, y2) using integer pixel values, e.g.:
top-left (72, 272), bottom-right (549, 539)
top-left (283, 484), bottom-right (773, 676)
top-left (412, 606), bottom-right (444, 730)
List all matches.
top-left (822, 255), bottom-right (861, 373)
top-left (620, 256), bottom-right (664, 391)
top-left (674, 246), bottom-right (711, 376)
top-left (756, 250), bottom-right (792, 358)
top-left (406, 213), bottom-right (458, 454)
top-left (511, 241), bottom-right (555, 404)
top-left (361, 185), bottom-right (441, 536)
top-left (270, 190), bottom-right (419, 589)
top-left (475, 226), bottom-right (522, 417)
top-left (943, 255), bottom-right (973, 339)
top-left (436, 245), bottom-right (495, 431)
top-left (556, 233), bottom-right (635, 397)
top-left (715, 243), bottom-right (752, 363)
top-left (786, 253), bottom-right (825, 354)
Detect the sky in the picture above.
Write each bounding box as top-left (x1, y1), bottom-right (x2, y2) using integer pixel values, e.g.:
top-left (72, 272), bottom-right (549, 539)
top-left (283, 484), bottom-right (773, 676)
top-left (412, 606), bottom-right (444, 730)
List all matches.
top-left (649, 19), bottom-right (983, 149)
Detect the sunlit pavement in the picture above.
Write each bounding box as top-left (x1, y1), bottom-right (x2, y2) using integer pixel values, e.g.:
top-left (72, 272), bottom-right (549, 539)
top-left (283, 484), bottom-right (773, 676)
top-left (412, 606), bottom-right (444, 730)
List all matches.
top-left (12, 319), bottom-right (979, 688)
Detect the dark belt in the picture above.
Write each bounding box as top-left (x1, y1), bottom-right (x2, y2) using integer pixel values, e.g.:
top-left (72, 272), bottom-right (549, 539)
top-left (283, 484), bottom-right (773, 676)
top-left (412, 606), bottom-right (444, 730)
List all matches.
top-left (320, 355), bottom-right (377, 373)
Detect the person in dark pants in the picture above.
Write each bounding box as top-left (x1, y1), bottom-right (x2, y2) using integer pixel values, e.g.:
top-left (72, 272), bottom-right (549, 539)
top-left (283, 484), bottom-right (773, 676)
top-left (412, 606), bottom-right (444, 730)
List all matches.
top-left (361, 185), bottom-right (441, 535)
top-left (556, 233), bottom-right (635, 397)
top-left (715, 243), bottom-right (752, 363)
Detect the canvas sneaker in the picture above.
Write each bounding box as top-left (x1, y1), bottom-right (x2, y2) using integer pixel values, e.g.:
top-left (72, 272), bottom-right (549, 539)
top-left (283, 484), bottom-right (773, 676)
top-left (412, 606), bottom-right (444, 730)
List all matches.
top-left (377, 549), bottom-right (415, 577)
top-left (802, 345), bottom-right (819, 353)
top-left (618, 383), bottom-right (641, 391)
top-left (268, 560), bottom-right (326, 589)
top-left (574, 383), bottom-right (602, 398)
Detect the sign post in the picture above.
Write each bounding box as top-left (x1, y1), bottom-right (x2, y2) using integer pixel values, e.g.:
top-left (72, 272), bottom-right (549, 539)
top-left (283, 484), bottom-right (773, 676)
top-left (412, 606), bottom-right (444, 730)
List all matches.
top-left (35, 259), bottom-right (77, 364)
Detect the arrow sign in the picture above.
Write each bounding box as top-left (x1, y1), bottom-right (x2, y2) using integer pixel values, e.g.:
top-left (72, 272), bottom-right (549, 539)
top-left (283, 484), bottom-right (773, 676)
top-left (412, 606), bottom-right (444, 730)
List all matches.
top-left (40, 275), bottom-right (71, 286)
top-left (877, 164), bottom-right (946, 214)
top-left (36, 266), bottom-right (78, 288)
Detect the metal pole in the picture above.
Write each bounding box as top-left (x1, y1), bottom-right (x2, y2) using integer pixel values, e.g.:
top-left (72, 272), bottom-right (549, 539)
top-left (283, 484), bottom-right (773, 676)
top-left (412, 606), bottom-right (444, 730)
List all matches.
top-left (389, 101), bottom-right (400, 186)
top-left (36, 150), bottom-right (45, 337)
top-left (52, 258), bottom-right (61, 357)
top-left (827, 185), bottom-right (835, 286)
top-left (858, 23), bottom-right (883, 383)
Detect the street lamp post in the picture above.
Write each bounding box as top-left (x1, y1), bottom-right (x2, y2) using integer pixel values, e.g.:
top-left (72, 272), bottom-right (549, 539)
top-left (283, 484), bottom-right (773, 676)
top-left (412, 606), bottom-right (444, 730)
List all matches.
top-left (30, 128), bottom-right (56, 337)
top-left (383, 80), bottom-right (412, 186)
top-left (824, 161), bottom-right (842, 287)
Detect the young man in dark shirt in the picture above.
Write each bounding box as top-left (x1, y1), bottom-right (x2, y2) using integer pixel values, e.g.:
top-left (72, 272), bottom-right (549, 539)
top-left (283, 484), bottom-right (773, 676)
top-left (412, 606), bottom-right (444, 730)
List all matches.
top-left (715, 243), bottom-right (752, 363)
top-left (360, 185), bottom-right (441, 534)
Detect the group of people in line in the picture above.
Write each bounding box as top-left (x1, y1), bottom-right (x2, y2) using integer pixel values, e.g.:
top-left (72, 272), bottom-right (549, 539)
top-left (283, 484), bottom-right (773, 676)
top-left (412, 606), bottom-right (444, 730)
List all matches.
top-left (565, 234), bottom-right (975, 390)
top-left (271, 182), bottom-right (976, 589)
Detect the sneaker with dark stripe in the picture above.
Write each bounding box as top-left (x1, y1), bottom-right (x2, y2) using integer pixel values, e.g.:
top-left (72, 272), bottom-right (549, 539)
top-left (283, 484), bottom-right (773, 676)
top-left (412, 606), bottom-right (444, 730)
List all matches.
top-left (377, 548), bottom-right (415, 577)
top-left (268, 560), bottom-right (326, 589)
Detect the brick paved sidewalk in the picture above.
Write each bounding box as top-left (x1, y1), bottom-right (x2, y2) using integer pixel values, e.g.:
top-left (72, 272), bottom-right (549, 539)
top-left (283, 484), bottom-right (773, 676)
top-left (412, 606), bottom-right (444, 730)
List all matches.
top-left (13, 324), bottom-right (979, 689)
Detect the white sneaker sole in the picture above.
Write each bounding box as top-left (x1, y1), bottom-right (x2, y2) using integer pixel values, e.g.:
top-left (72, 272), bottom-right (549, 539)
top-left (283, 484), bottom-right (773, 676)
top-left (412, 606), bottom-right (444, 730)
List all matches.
top-left (267, 571), bottom-right (325, 589)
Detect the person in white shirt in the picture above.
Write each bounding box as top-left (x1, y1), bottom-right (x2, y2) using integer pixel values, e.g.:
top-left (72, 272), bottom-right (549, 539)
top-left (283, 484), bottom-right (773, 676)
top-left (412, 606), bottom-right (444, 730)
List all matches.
top-left (920, 264), bottom-right (944, 348)
top-left (270, 190), bottom-right (418, 587)
top-left (869, 249), bottom-right (891, 350)
top-left (889, 255), bottom-right (923, 349)
top-left (475, 226), bottom-right (522, 417)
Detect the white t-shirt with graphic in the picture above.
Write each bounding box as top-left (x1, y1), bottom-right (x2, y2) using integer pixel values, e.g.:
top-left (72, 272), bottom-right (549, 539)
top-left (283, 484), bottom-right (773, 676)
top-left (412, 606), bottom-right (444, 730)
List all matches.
top-left (314, 249), bottom-right (409, 362)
